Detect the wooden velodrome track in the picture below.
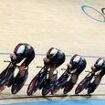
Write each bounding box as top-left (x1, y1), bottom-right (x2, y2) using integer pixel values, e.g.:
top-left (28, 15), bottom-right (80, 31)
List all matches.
top-left (0, 0), bottom-right (105, 104)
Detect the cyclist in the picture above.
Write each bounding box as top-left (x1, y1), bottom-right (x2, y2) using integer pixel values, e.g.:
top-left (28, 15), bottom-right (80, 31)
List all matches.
top-left (88, 57), bottom-right (105, 93)
top-left (65, 54), bottom-right (87, 92)
top-left (43, 47), bottom-right (66, 88)
top-left (8, 43), bottom-right (35, 86)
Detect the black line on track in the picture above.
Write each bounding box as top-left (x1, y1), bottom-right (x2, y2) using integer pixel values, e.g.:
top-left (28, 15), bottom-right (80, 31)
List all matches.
top-left (0, 94), bottom-right (105, 100)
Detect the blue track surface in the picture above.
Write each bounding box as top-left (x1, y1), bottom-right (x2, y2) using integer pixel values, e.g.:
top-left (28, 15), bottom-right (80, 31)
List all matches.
top-left (2, 99), bottom-right (105, 105)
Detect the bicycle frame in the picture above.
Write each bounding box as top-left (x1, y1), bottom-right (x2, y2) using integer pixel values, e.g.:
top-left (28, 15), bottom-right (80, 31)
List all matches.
top-left (27, 66), bottom-right (50, 96)
top-left (36, 67), bottom-right (49, 89)
top-left (56, 70), bottom-right (71, 88)
top-left (75, 71), bottom-right (95, 94)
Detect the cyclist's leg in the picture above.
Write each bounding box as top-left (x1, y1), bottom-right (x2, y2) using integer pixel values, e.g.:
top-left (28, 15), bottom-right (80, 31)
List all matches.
top-left (51, 56), bottom-right (65, 94)
top-left (73, 62), bottom-right (87, 84)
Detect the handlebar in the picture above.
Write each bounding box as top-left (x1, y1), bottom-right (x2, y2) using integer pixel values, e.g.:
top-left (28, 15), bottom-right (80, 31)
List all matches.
top-left (4, 60), bottom-right (11, 63)
top-left (36, 66), bottom-right (43, 68)
top-left (36, 65), bottom-right (49, 70)
top-left (85, 71), bottom-right (95, 75)
top-left (85, 70), bottom-right (91, 72)
top-left (4, 60), bottom-right (20, 68)
top-left (61, 68), bottom-right (66, 70)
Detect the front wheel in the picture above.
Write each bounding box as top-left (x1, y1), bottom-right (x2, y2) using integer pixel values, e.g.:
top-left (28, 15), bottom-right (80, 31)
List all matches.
top-left (0, 69), bottom-right (13, 87)
top-left (27, 76), bottom-right (38, 96)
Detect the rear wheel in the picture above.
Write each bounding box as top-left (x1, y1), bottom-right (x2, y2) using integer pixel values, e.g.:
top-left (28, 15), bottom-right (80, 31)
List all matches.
top-left (42, 87), bottom-right (51, 96)
top-left (87, 83), bottom-right (97, 94)
top-left (42, 81), bottom-right (52, 96)
top-left (11, 71), bottom-right (28, 94)
top-left (11, 84), bottom-right (21, 94)
top-left (11, 79), bottom-right (27, 94)
top-left (63, 81), bottom-right (74, 94)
